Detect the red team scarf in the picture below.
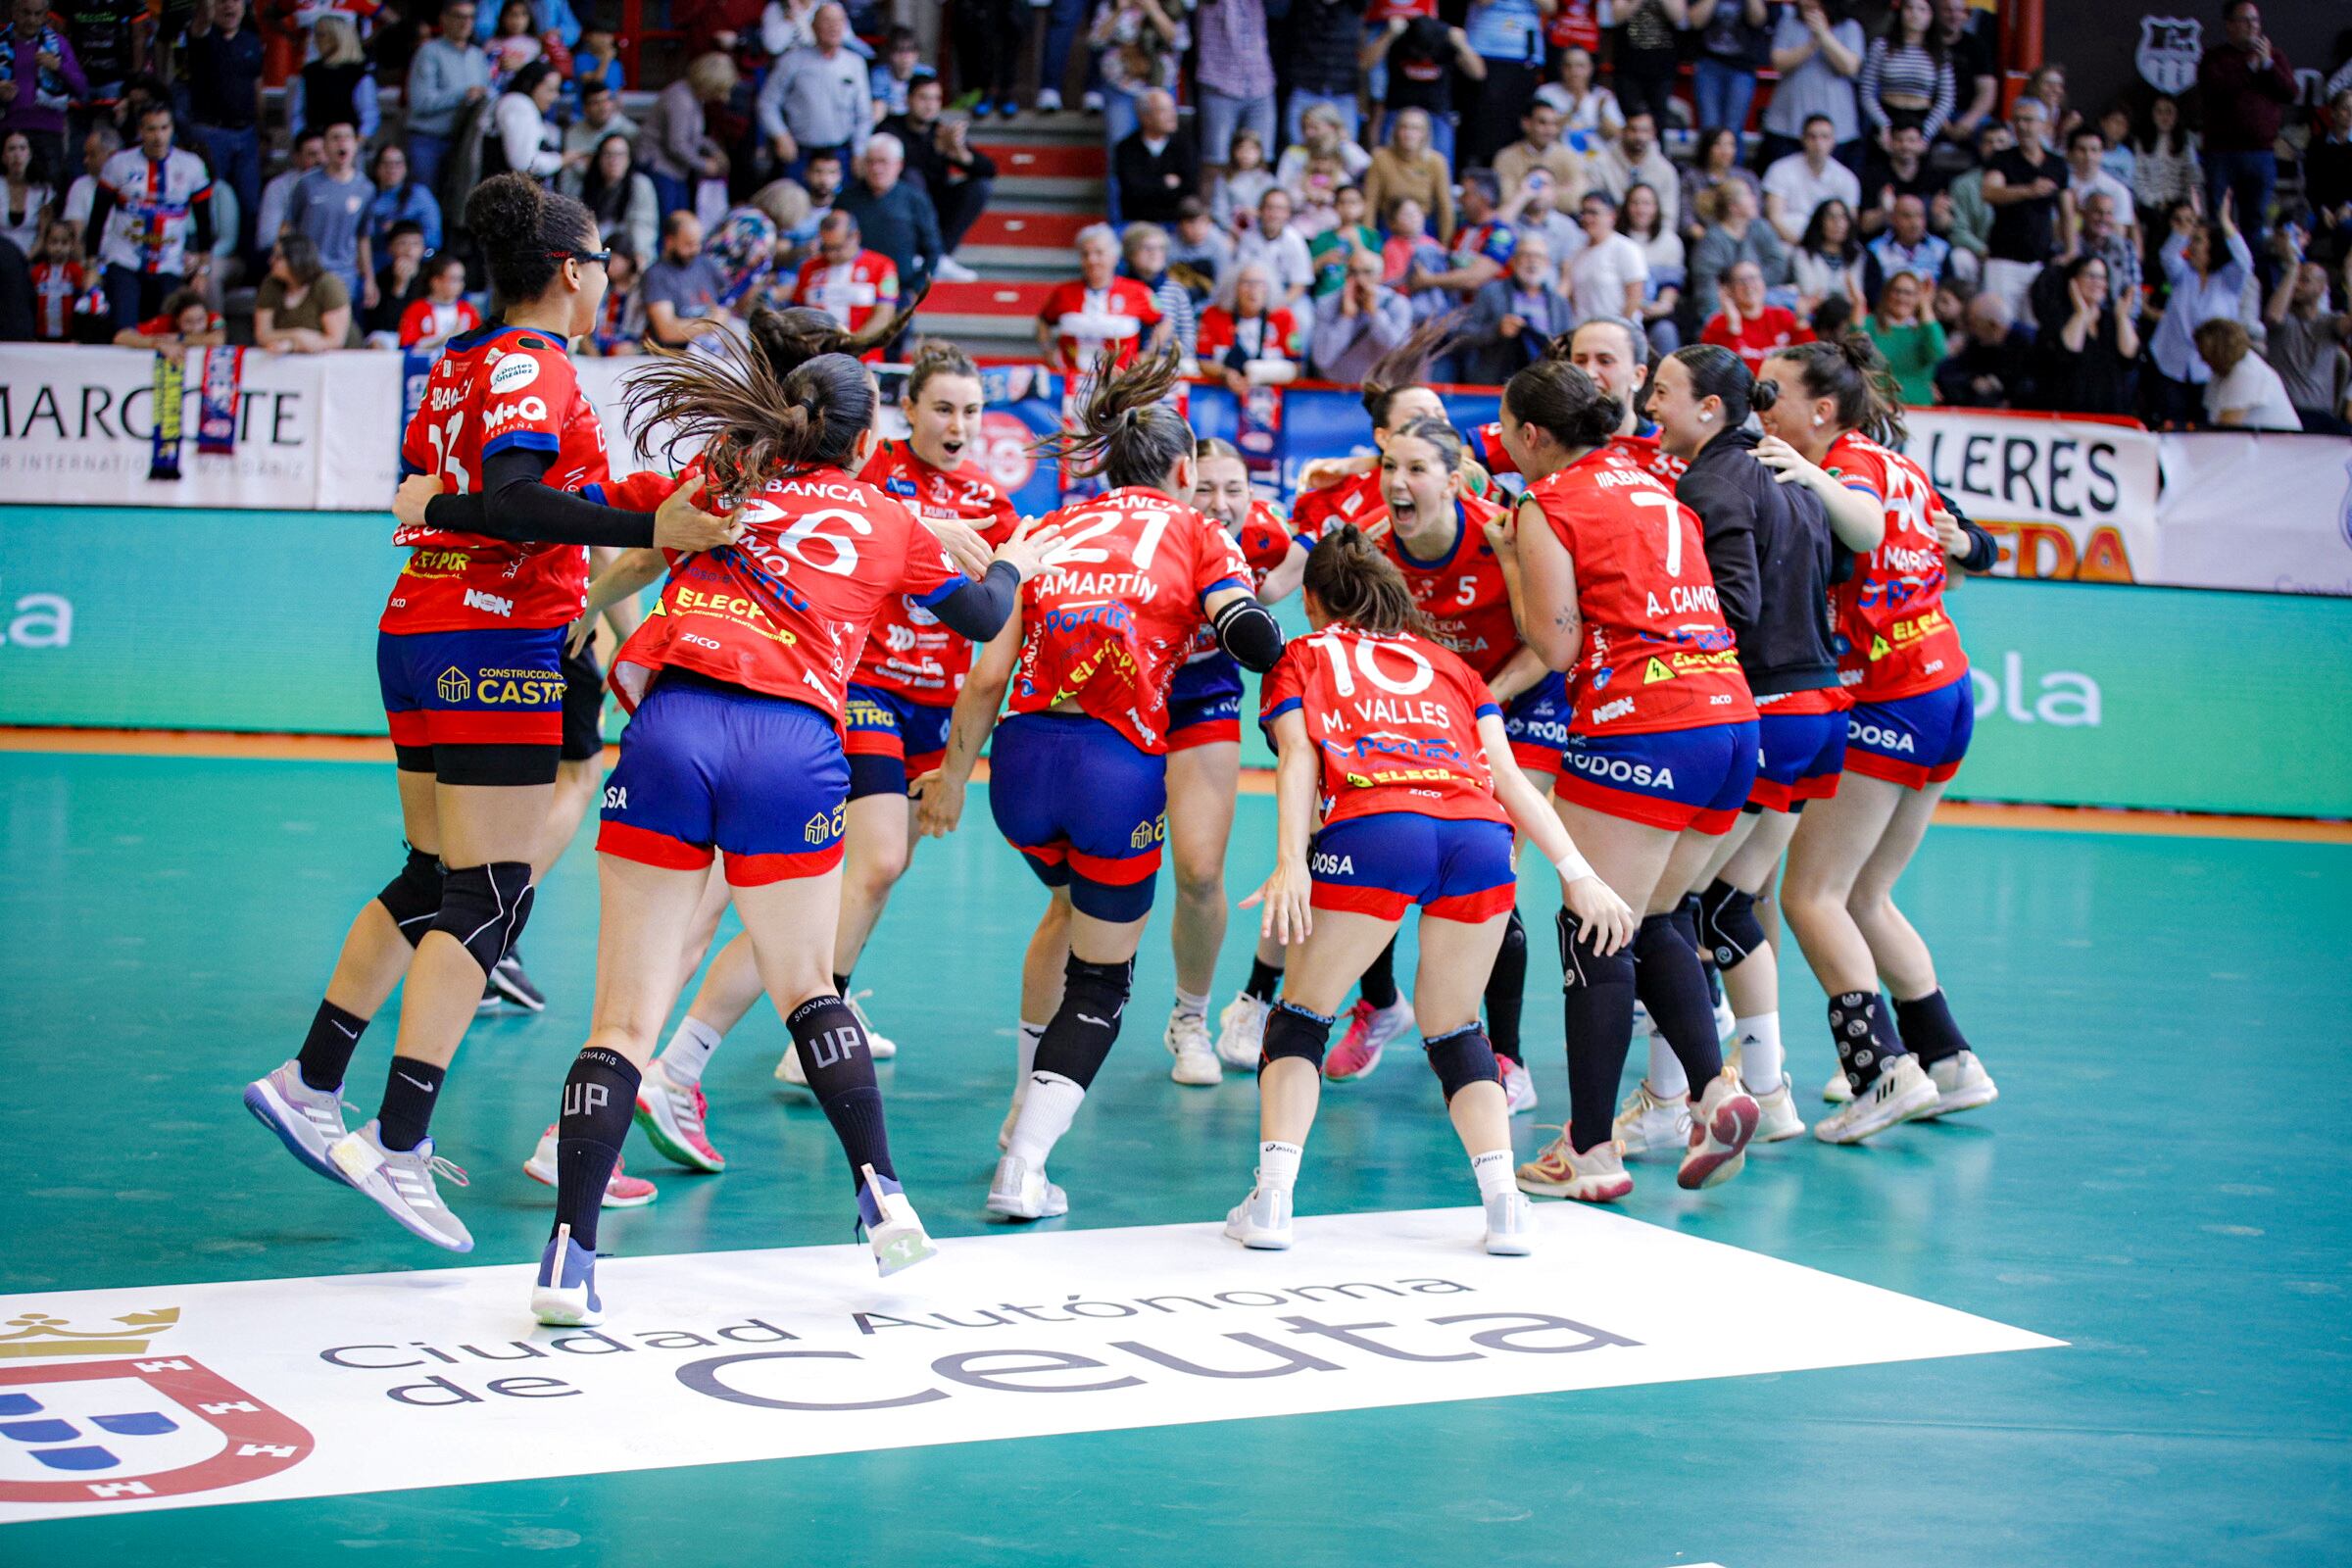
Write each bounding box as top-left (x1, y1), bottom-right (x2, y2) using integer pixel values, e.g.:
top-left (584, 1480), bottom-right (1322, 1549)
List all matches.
top-left (198, 346), bottom-right (244, 457)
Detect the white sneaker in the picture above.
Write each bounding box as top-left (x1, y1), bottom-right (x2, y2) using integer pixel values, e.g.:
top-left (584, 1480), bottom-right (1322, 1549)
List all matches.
top-left (1920, 1051), bottom-right (1998, 1116)
top-left (1223, 1183), bottom-right (1293, 1249)
top-left (1750, 1074), bottom-right (1807, 1142)
top-left (1033, 87), bottom-right (1063, 113)
top-left (521, 1125), bottom-right (659, 1207)
top-left (1498, 1054), bottom-right (1538, 1115)
top-left (1612, 1079), bottom-right (1692, 1156)
top-left (997, 1096), bottom-right (1022, 1152)
top-left (858, 1165), bottom-right (938, 1277)
top-left (843, 990), bottom-right (897, 1059)
top-left (1483, 1190), bottom-right (1536, 1255)
top-left (1214, 992), bottom-right (1269, 1069)
top-left (330, 1122), bottom-right (474, 1251)
top-left (986, 1153), bottom-right (1067, 1220)
top-left (1166, 1008), bottom-right (1222, 1086)
top-left (775, 1042), bottom-right (808, 1088)
top-left (1516, 1132), bottom-right (1634, 1202)
top-left (1813, 1055), bottom-right (1939, 1145)
top-left (1823, 1066), bottom-right (1855, 1104)
top-left (931, 255), bottom-right (979, 282)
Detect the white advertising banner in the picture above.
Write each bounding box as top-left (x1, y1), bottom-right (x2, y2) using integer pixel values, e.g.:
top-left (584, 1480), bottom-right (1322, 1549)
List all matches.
top-left (2154, 428), bottom-right (2352, 597)
top-left (1907, 409), bottom-right (2162, 584)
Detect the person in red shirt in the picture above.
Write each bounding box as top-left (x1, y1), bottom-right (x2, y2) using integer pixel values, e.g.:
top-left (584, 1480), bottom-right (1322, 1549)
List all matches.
top-left (1034, 222), bottom-right (1164, 373)
top-left (1700, 260), bottom-right (1811, 373)
top-left (28, 220), bottom-right (90, 342)
top-left (1487, 357), bottom-right (1767, 1206)
top-left (111, 287), bottom-right (223, 353)
top-left (790, 209), bottom-right (902, 362)
top-left (1752, 335), bottom-right (1998, 1146)
top-left (1196, 267), bottom-right (1299, 394)
top-left (916, 349), bottom-right (1285, 1224)
top-left (242, 175), bottom-right (740, 1258)
top-left (1229, 527), bottom-right (1631, 1256)
top-left (396, 254), bottom-right (483, 350)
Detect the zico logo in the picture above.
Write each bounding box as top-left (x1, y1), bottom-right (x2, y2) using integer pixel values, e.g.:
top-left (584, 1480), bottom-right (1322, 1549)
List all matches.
top-left (481, 397), bottom-right (550, 431)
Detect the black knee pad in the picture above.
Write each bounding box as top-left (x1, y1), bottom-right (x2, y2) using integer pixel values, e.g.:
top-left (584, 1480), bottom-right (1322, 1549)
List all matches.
top-left (427, 861), bottom-right (536, 974)
top-left (1557, 908), bottom-right (1636, 992)
top-left (1423, 1022), bottom-right (1500, 1101)
top-left (376, 846), bottom-right (444, 948)
top-left (1064, 954), bottom-right (1135, 1016)
top-left (1495, 906), bottom-right (1528, 965)
top-left (1260, 1002), bottom-right (1334, 1073)
top-left (1697, 879), bottom-right (1766, 968)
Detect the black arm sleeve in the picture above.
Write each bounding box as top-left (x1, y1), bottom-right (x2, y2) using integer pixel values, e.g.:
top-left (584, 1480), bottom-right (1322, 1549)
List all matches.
top-left (1211, 594), bottom-right (1285, 673)
top-left (929, 561), bottom-right (1020, 643)
top-left (420, 445), bottom-right (660, 548)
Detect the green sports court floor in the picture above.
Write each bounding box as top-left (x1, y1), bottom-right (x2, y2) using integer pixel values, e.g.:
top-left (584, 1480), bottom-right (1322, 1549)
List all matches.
top-left (2, 745), bottom-right (2347, 1566)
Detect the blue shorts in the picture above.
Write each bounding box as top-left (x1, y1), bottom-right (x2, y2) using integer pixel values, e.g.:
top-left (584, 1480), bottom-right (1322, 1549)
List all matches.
top-left (1555, 719), bottom-right (1761, 835)
top-left (1845, 678), bottom-right (1974, 791)
top-left (844, 683), bottom-right (953, 800)
top-left (596, 671), bottom-right (850, 886)
top-left (1500, 671), bottom-right (1572, 773)
top-left (1167, 653), bottom-right (1244, 751)
top-left (1748, 704), bottom-right (1847, 812)
top-left (1309, 812), bottom-right (1518, 924)
top-left (378, 625), bottom-right (565, 754)
top-left (989, 710), bottom-right (1166, 921)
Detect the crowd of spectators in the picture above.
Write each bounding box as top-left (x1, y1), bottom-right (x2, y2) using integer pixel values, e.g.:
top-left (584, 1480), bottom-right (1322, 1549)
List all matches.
top-left (0, 0), bottom-right (2346, 432)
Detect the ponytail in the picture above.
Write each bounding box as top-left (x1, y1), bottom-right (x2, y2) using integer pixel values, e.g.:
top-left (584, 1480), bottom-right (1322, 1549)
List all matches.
top-left (746, 280), bottom-right (928, 380)
top-left (1500, 359), bottom-right (1621, 454)
top-left (624, 331), bottom-right (875, 503)
top-left (1360, 310), bottom-right (1462, 427)
top-left (1029, 347), bottom-right (1195, 490)
top-left (1767, 333), bottom-right (1906, 448)
top-left (1303, 526), bottom-right (1436, 639)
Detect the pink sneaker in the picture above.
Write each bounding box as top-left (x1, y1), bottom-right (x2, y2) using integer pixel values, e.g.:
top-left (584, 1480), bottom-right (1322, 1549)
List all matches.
top-left (1677, 1072), bottom-right (1761, 1191)
top-left (633, 1058), bottom-right (727, 1173)
top-left (523, 1126), bottom-right (659, 1207)
top-left (1324, 996), bottom-right (1415, 1081)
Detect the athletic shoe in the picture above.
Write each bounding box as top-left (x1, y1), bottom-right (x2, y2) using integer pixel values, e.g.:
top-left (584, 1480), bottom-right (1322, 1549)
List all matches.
top-left (1223, 1183), bottom-right (1293, 1250)
top-left (1033, 88), bottom-right (1063, 113)
top-left (858, 1165), bottom-right (938, 1277)
top-left (1325, 996), bottom-right (1415, 1081)
top-left (521, 1126), bottom-right (658, 1206)
top-left (633, 1059), bottom-right (727, 1172)
top-left (986, 1153), bottom-right (1067, 1221)
top-left (329, 1122), bottom-right (474, 1252)
top-left (1677, 1072), bottom-right (1761, 1191)
top-left (1920, 1051), bottom-right (1998, 1116)
top-left (1823, 1067), bottom-right (1855, 1104)
top-left (1813, 1056), bottom-right (1939, 1145)
top-left (1751, 1074), bottom-right (1807, 1142)
top-left (1515, 1132), bottom-right (1634, 1202)
top-left (1214, 992), bottom-right (1269, 1069)
top-left (1166, 1007), bottom-right (1222, 1086)
top-left (1081, 89), bottom-right (1104, 113)
top-left (1483, 1190), bottom-right (1536, 1255)
top-left (843, 990), bottom-right (897, 1060)
top-left (531, 1224), bottom-right (601, 1326)
top-left (1612, 1079), bottom-right (1693, 1156)
top-left (1498, 1054), bottom-right (1538, 1115)
top-left (487, 952), bottom-right (546, 1012)
top-left (932, 256), bottom-right (979, 282)
top-left (476, 979), bottom-right (504, 1013)
top-left (775, 1042), bottom-right (808, 1089)
top-left (243, 1060), bottom-right (353, 1186)
top-left (997, 1097), bottom-right (1021, 1153)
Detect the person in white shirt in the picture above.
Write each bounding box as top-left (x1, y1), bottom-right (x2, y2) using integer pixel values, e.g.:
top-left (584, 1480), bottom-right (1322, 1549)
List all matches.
top-left (1234, 184), bottom-right (1314, 306)
top-left (60, 124), bottom-right (119, 242)
top-left (490, 62), bottom-right (574, 183)
top-left (1566, 188), bottom-right (1648, 324)
top-left (2192, 318), bottom-right (2303, 431)
top-left (1762, 114), bottom-right (1862, 244)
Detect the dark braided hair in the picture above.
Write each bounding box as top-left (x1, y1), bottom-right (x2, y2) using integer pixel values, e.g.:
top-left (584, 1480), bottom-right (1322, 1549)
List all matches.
top-left (1029, 347), bottom-right (1195, 490)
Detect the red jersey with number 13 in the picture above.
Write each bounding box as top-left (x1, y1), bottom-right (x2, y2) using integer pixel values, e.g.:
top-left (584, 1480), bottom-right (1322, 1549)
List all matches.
top-left (385, 325), bottom-right (608, 633)
top-left (1824, 432), bottom-right (1969, 704)
top-left (854, 440), bottom-right (1021, 701)
top-left (1525, 444), bottom-right (1756, 735)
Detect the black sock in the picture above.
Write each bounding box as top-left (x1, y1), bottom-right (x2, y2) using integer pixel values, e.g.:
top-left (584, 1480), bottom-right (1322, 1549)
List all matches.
top-left (296, 1001), bottom-right (368, 1092)
top-left (1632, 912), bottom-right (1724, 1096)
top-left (1245, 956), bottom-right (1284, 1003)
top-left (553, 1047), bottom-right (639, 1250)
top-left (788, 996), bottom-right (895, 1188)
top-left (1483, 907), bottom-right (1527, 1065)
top-left (375, 1055), bottom-right (446, 1152)
top-left (1559, 910), bottom-right (1637, 1152)
top-left (1893, 990), bottom-right (1968, 1067)
top-left (1357, 937), bottom-right (1400, 1010)
top-left (1034, 954), bottom-right (1134, 1091)
top-left (1829, 991), bottom-right (1904, 1091)
top-left (832, 972), bottom-right (853, 996)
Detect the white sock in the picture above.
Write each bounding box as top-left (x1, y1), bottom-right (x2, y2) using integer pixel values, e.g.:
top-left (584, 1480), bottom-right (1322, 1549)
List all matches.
top-left (1738, 1013), bottom-right (1784, 1095)
top-left (1012, 1019), bottom-right (1046, 1106)
top-left (1470, 1148), bottom-right (1515, 1200)
top-left (1645, 1029), bottom-right (1690, 1101)
top-left (657, 1016), bottom-right (722, 1086)
top-left (1006, 1071), bottom-right (1084, 1167)
top-left (1172, 987), bottom-right (1210, 1024)
top-left (1256, 1139), bottom-right (1302, 1192)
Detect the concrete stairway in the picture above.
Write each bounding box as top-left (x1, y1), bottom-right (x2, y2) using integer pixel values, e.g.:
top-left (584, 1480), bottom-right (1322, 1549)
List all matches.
top-left (929, 111), bottom-right (1108, 360)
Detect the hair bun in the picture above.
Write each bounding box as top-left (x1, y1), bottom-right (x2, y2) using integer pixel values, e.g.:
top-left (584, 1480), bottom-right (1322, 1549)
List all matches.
top-left (463, 173), bottom-right (546, 251)
top-left (1748, 376), bottom-right (1779, 412)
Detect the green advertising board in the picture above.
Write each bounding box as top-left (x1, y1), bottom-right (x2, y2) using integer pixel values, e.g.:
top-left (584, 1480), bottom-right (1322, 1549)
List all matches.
top-left (4, 508), bottom-right (2348, 817)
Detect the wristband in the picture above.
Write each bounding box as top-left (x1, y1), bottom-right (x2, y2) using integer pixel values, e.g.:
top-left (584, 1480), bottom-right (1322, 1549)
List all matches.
top-left (1553, 847), bottom-right (1595, 885)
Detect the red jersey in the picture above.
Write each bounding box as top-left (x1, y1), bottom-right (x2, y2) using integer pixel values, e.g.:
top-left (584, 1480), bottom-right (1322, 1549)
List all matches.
top-left (386, 325), bottom-right (608, 633)
top-left (1823, 432), bottom-right (1968, 703)
top-left (135, 308), bottom-right (222, 336)
top-left (1260, 624), bottom-right (1508, 829)
top-left (1036, 277), bottom-right (1161, 373)
top-left (1700, 307), bottom-right (1812, 374)
top-left (853, 440), bottom-right (1021, 702)
top-left (1526, 444), bottom-right (1756, 735)
top-left (792, 248), bottom-right (902, 360)
top-left (30, 260), bottom-right (86, 341)
top-left (1292, 465), bottom-right (1382, 543)
top-left (1360, 493), bottom-right (1522, 685)
top-left (1010, 486), bottom-right (1251, 754)
top-left (1197, 306), bottom-right (1298, 365)
top-left (1476, 422), bottom-right (1688, 486)
top-left (601, 460), bottom-right (963, 720)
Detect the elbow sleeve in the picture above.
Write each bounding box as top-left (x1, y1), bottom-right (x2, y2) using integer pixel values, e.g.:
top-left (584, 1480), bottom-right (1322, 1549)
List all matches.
top-left (1212, 596), bottom-right (1285, 674)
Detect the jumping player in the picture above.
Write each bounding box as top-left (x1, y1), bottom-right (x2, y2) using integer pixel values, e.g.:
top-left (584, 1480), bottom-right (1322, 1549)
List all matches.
top-left (914, 348), bottom-right (1284, 1222)
top-left (243, 173), bottom-right (739, 1251)
top-left (1487, 358), bottom-right (1765, 1203)
top-left (1752, 336), bottom-right (1999, 1144)
top-left (1230, 528), bottom-right (1632, 1255)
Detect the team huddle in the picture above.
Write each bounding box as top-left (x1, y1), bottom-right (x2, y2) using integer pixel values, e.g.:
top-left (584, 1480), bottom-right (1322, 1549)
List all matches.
top-left (241, 172), bottom-right (1999, 1328)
